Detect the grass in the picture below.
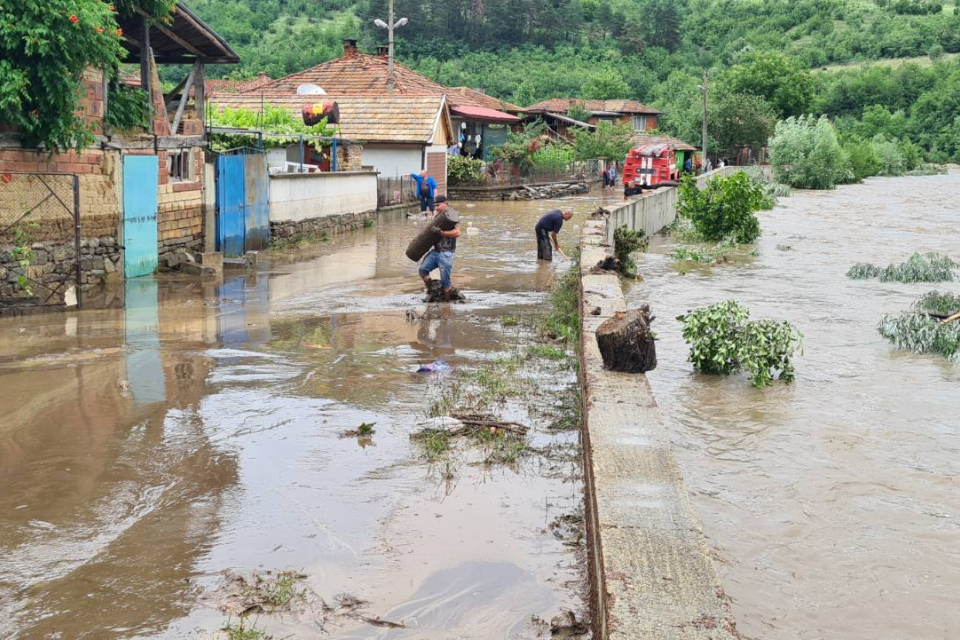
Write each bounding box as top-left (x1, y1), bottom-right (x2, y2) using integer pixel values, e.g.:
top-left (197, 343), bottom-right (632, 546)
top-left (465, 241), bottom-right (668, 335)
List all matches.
top-left (502, 315), bottom-right (521, 327)
top-left (526, 345), bottom-right (567, 360)
top-left (475, 431), bottom-right (529, 465)
top-left (222, 618), bottom-right (272, 640)
top-left (258, 571), bottom-right (305, 609)
top-left (363, 218), bottom-right (375, 228)
top-left (538, 262), bottom-right (580, 347)
top-left (356, 422), bottom-right (376, 436)
top-left (551, 384), bottom-right (582, 432)
top-left (410, 428), bottom-right (452, 460)
top-left (847, 252), bottom-right (957, 283)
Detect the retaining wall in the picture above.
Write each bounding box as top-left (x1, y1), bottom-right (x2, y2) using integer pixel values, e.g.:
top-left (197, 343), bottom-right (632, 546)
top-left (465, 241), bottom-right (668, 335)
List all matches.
top-left (579, 218), bottom-right (739, 640)
top-left (607, 167), bottom-right (739, 243)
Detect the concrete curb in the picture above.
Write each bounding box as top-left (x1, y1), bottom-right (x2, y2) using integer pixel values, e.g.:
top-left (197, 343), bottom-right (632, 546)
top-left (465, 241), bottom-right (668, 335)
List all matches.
top-left (579, 219), bottom-right (740, 640)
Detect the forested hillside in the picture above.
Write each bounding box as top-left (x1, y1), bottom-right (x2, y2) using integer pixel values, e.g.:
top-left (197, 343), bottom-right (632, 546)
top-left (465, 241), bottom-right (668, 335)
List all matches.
top-left (190, 0), bottom-right (960, 162)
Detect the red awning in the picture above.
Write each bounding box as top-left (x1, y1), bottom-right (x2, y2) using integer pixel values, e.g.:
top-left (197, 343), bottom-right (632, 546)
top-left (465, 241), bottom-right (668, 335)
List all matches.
top-left (450, 104), bottom-right (520, 123)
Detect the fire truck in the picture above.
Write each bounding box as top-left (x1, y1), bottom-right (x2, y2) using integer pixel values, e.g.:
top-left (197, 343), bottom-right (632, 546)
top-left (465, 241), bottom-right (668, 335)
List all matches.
top-left (622, 143), bottom-right (679, 187)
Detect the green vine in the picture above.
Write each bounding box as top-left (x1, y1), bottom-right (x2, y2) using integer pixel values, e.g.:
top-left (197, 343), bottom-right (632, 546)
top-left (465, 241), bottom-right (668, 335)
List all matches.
top-left (105, 85), bottom-right (149, 132)
top-left (208, 105), bottom-right (337, 151)
top-left (11, 223), bottom-right (37, 297)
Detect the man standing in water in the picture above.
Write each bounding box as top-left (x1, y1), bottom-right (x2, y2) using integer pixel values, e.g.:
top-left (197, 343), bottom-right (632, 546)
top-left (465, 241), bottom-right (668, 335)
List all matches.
top-left (419, 196), bottom-right (461, 302)
top-left (535, 209), bottom-right (573, 261)
top-left (411, 170), bottom-right (437, 214)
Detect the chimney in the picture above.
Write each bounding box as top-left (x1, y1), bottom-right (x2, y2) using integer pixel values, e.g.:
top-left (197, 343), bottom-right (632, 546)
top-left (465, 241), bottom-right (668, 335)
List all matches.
top-left (376, 45), bottom-right (389, 57)
top-left (343, 38), bottom-right (359, 57)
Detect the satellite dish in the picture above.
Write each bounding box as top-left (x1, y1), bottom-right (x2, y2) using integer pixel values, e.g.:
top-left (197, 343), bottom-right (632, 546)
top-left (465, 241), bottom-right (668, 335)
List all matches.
top-left (297, 84), bottom-right (326, 96)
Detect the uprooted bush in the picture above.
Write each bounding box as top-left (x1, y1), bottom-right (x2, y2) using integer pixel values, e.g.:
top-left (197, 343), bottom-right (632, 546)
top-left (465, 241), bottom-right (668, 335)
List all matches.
top-left (613, 225), bottom-right (647, 276)
top-left (878, 311), bottom-right (960, 362)
top-left (847, 252), bottom-right (957, 283)
top-left (913, 291), bottom-right (960, 317)
top-left (676, 172), bottom-right (765, 244)
top-left (678, 300), bottom-right (803, 388)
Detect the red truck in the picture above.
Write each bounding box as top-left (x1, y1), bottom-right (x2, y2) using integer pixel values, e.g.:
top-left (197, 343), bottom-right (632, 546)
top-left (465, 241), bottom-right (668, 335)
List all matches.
top-left (622, 143), bottom-right (679, 187)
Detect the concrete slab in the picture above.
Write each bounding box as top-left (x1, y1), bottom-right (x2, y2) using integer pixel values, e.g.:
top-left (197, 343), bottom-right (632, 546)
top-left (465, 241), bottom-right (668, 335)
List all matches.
top-left (579, 219), bottom-right (740, 640)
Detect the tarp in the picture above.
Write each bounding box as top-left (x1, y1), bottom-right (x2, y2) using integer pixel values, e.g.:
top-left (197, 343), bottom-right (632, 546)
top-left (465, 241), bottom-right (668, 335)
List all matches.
top-left (450, 104), bottom-right (520, 124)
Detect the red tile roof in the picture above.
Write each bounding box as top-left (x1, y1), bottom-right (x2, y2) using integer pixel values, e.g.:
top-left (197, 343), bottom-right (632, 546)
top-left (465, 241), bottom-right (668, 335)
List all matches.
top-left (244, 46), bottom-right (520, 120)
top-left (524, 98), bottom-right (660, 115)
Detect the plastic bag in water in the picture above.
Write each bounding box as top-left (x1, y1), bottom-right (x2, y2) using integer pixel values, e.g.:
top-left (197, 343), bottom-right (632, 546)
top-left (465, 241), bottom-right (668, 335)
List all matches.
top-left (416, 360), bottom-right (450, 373)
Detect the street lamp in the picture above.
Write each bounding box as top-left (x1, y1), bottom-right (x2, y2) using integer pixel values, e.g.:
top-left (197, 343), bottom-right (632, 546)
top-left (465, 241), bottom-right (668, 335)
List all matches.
top-left (373, 0), bottom-right (408, 94)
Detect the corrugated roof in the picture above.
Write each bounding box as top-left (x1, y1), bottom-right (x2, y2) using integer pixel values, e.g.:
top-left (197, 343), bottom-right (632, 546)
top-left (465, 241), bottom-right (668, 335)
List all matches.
top-left (524, 98), bottom-right (660, 115)
top-left (450, 105), bottom-right (519, 124)
top-left (212, 94), bottom-right (451, 144)
top-left (631, 133), bottom-right (697, 152)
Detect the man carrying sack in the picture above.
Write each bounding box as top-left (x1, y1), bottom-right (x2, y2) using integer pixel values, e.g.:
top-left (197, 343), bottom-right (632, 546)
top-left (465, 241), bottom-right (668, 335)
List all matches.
top-left (535, 209), bottom-right (573, 261)
top-left (418, 196), bottom-right (461, 302)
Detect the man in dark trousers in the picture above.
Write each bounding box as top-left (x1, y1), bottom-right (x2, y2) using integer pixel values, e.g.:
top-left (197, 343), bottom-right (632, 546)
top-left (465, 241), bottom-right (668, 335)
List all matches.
top-left (419, 196), bottom-right (461, 302)
top-left (411, 170), bottom-right (437, 214)
top-left (535, 209), bottom-right (573, 261)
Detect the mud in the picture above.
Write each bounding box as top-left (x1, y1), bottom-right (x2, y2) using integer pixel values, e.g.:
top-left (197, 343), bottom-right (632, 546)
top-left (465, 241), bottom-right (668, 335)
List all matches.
top-left (627, 170), bottom-right (960, 640)
top-left (0, 189), bottom-right (622, 640)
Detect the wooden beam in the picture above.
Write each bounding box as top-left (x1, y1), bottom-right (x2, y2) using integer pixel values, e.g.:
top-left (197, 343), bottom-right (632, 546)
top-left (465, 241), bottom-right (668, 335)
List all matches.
top-left (127, 55), bottom-right (235, 64)
top-left (135, 8), bottom-right (205, 58)
top-left (171, 61), bottom-right (199, 135)
top-left (164, 72), bottom-right (192, 110)
top-left (174, 5), bottom-right (238, 62)
top-left (196, 62), bottom-right (206, 134)
top-left (139, 15), bottom-right (151, 114)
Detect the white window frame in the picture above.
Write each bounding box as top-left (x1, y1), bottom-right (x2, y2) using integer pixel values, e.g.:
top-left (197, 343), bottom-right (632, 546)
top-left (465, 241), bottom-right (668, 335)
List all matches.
top-left (632, 115), bottom-right (648, 131)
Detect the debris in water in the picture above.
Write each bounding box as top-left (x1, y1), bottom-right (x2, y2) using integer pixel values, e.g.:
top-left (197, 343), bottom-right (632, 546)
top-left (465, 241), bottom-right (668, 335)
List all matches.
top-left (548, 514), bottom-right (584, 547)
top-left (590, 307), bottom-right (601, 316)
top-left (550, 610), bottom-right (590, 638)
top-left (206, 570), bottom-right (309, 617)
top-left (340, 422), bottom-right (376, 438)
top-left (361, 615), bottom-right (406, 629)
top-left (423, 279), bottom-right (466, 303)
top-left (405, 308), bottom-right (424, 322)
top-left (417, 360), bottom-right (450, 373)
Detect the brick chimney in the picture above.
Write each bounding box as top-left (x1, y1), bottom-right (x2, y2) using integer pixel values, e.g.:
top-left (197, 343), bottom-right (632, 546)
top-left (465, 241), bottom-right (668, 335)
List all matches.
top-left (343, 38), bottom-right (359, 57)
top-left (376, 45), bottom-right (389, 57)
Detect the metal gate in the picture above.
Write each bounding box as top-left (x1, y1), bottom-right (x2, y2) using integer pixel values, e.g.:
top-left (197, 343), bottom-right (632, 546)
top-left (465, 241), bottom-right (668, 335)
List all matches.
top-left (215, 150), bottom-right (270, 258)
top-left (123, 155), bottom-right (159, 277)
top-left (0, 172), bottom-right (82, 312)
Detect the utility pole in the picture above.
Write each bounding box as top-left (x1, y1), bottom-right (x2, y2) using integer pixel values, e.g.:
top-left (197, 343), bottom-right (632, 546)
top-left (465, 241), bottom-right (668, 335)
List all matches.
top-left (374, 0), bottom-right (408, 95)
top-left (701, 70), bottom-right (709, 171)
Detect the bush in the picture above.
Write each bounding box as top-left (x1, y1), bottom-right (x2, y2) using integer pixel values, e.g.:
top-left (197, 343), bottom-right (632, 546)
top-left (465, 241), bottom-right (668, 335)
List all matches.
top-left (843, 138), bottom-right (881, 182)
top-left (914, 291), bottom-right (960, 316)
top-left (678, 300), bottom-right (803, 388)
top-left (531, 142), bottom-right (575, 172)
top-left (676, 172), bottom-right (765, 244)
top-left (613, 226), bottom-right (648, 275)
top-left (447, 155), bottom-right (485, 184)
top-left (769, 115), bottom-right (849, 189)
top-left (847, 252), bottom-right (958, 283)
top-left (878, 312), bottom-right (960, 362)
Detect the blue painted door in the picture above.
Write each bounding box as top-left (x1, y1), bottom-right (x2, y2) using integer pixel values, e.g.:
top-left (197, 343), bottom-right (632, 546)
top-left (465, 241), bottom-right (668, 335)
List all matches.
top-left (244, 155), bottom-right (270, 251)
top-left (123, 155), bottom-right (159, 277)
top-left (216, 155), bottom-right (246, 257)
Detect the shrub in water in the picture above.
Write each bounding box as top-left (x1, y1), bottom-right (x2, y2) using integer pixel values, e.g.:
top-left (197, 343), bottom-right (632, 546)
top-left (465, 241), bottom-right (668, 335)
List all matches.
top-left (769, 115), bottom-right (849, 189)
top-left (878, 312), bottom-right (960, 362)
top-left (847, 252), bottom-right (957, 283)
top-left (613, 225), bottom-right (647, 275)
top-left (913, 291), bottom-right (960, 316)
top-left (678, 300), bottom-right (803, 388)
top-left (676, 172), bottom-right (765, 244)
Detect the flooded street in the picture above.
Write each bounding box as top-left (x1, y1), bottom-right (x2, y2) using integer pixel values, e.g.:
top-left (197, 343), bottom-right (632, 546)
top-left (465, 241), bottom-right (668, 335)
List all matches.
top-left (628, 171), bottom-right (960, 640)
top-left (0, 191), bottom-right (618, 640)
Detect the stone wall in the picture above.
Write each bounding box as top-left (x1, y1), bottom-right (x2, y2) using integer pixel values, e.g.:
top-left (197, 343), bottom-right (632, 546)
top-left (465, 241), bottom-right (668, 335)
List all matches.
top-left (448, 180), bottom-right (591, 201)
top-left (270, 210), bottom-right (377, 245)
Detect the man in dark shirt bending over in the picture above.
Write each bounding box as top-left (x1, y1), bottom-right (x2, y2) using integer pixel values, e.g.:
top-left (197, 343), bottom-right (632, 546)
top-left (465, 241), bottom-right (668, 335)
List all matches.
top-left (535, 209), bottom-right (573, 261)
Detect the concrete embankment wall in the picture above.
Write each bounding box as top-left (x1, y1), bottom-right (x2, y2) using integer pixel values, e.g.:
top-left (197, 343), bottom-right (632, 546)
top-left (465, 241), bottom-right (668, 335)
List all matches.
top-left (578, 219), bottom-right (739, 640)
top-left (607, 166), bottom-right (739, 243)
top-left (269, 171), bottom-right (378, 241)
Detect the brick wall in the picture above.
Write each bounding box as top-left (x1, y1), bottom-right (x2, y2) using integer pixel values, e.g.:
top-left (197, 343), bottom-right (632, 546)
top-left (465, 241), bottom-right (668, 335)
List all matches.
top-left (336, 143), bottom-right (364, 171)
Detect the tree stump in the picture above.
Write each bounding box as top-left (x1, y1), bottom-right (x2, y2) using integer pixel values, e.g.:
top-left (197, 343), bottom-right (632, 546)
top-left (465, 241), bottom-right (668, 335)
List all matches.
top-left (595, 306), bottom-right (657, 373)
top-left (405, 208), bottom-right (461, 262)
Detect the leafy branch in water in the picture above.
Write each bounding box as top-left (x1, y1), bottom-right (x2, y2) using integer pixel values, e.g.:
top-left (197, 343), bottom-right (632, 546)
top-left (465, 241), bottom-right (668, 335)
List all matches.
top-left (678, 300), bottom-right (803, 388)
top-left (878, 312), bottom-right (960, 362)
top-left (913, 291), bottom-right (960, 317)
top-left (613, 226), bottom-right (647, 276)
top-left (676, 172), bottom-right (765, 244)
top-left (847, 252), bottom-right (957, 283)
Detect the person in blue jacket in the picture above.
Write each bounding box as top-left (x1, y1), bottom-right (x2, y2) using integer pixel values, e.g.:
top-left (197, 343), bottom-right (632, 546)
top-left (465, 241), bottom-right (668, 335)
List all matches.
top-left (411, 170), bottom-right (437, 214)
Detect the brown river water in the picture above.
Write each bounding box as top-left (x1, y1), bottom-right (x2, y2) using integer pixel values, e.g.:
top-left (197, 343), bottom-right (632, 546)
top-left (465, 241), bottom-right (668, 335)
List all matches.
top-left (627, 170), bottom-right (960, 640)
top-left (0, 192), bottom-right (621, 640)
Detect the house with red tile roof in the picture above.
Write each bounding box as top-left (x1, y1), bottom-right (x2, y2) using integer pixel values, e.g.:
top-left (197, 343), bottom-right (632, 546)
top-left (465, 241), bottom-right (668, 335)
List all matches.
top-left (521, 98), bottom-right (661, 141)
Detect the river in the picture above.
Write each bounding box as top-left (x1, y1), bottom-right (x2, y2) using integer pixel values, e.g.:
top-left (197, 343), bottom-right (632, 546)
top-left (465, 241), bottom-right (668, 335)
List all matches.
top-left (0, 192), bottom-right (620, 640)
top-left (626, 171), bottom-right (960, 640)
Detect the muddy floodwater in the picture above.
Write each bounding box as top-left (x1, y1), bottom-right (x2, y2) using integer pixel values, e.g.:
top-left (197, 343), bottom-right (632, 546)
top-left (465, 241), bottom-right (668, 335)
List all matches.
top-left (0, 192), bottom-right (620, 640)
top-left (628, 171), bottom-right (960, 640)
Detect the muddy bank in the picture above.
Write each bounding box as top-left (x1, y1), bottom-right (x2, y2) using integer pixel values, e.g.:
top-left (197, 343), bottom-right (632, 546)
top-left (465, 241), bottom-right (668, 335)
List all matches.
top-left (627, 171), bottom-right (960, 640)
top-left (0, 189), bottom-right (624, 640)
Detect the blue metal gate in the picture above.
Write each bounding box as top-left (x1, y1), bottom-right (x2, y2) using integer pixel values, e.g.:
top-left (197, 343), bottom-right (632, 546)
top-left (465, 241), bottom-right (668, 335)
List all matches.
top-left (216, 154), bottom-right (246, 258)
top-left (123, 155), bottom-right (159, 277)
top-left (216, 151), bottom-right (270, 257)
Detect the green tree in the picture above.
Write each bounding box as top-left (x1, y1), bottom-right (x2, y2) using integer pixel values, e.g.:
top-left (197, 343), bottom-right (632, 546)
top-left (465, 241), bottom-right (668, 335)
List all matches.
top-left (769, 115), bottom-right (851, 189)
top-left (581, 68), bottom-right (632, 99)
top-left (0, 1), bottom-right (173, 151)
top-left (721, 52), bottom-right (814, 118)
top-left (709, 92), bottom-right (778, 155)
top-left (567, 101), bottom-right (592, 123)
top-left (676, 172), bottom-right (765, 244)
top-left (572, 121), bottom-right (635, 161)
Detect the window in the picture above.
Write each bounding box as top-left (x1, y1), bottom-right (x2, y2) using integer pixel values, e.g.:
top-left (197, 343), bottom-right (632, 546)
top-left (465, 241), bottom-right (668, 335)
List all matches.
top-left (168, 149), bottom-right (194, 182)
top-left (632, 116), bottom-right (648, 131)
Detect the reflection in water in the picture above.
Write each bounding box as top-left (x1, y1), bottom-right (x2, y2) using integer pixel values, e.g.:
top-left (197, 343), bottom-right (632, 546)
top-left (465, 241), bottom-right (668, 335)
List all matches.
top-left (0, 190), bottom-right (618, 640)
top-left (628, 171), bottom-right (960, 640)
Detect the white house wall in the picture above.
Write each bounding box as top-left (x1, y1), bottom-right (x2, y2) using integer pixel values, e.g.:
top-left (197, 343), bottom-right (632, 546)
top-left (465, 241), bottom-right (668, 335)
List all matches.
top-left (269, 171), bottom-right (378, 223)
top-left (362, 144), bottom-right (424, 178)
